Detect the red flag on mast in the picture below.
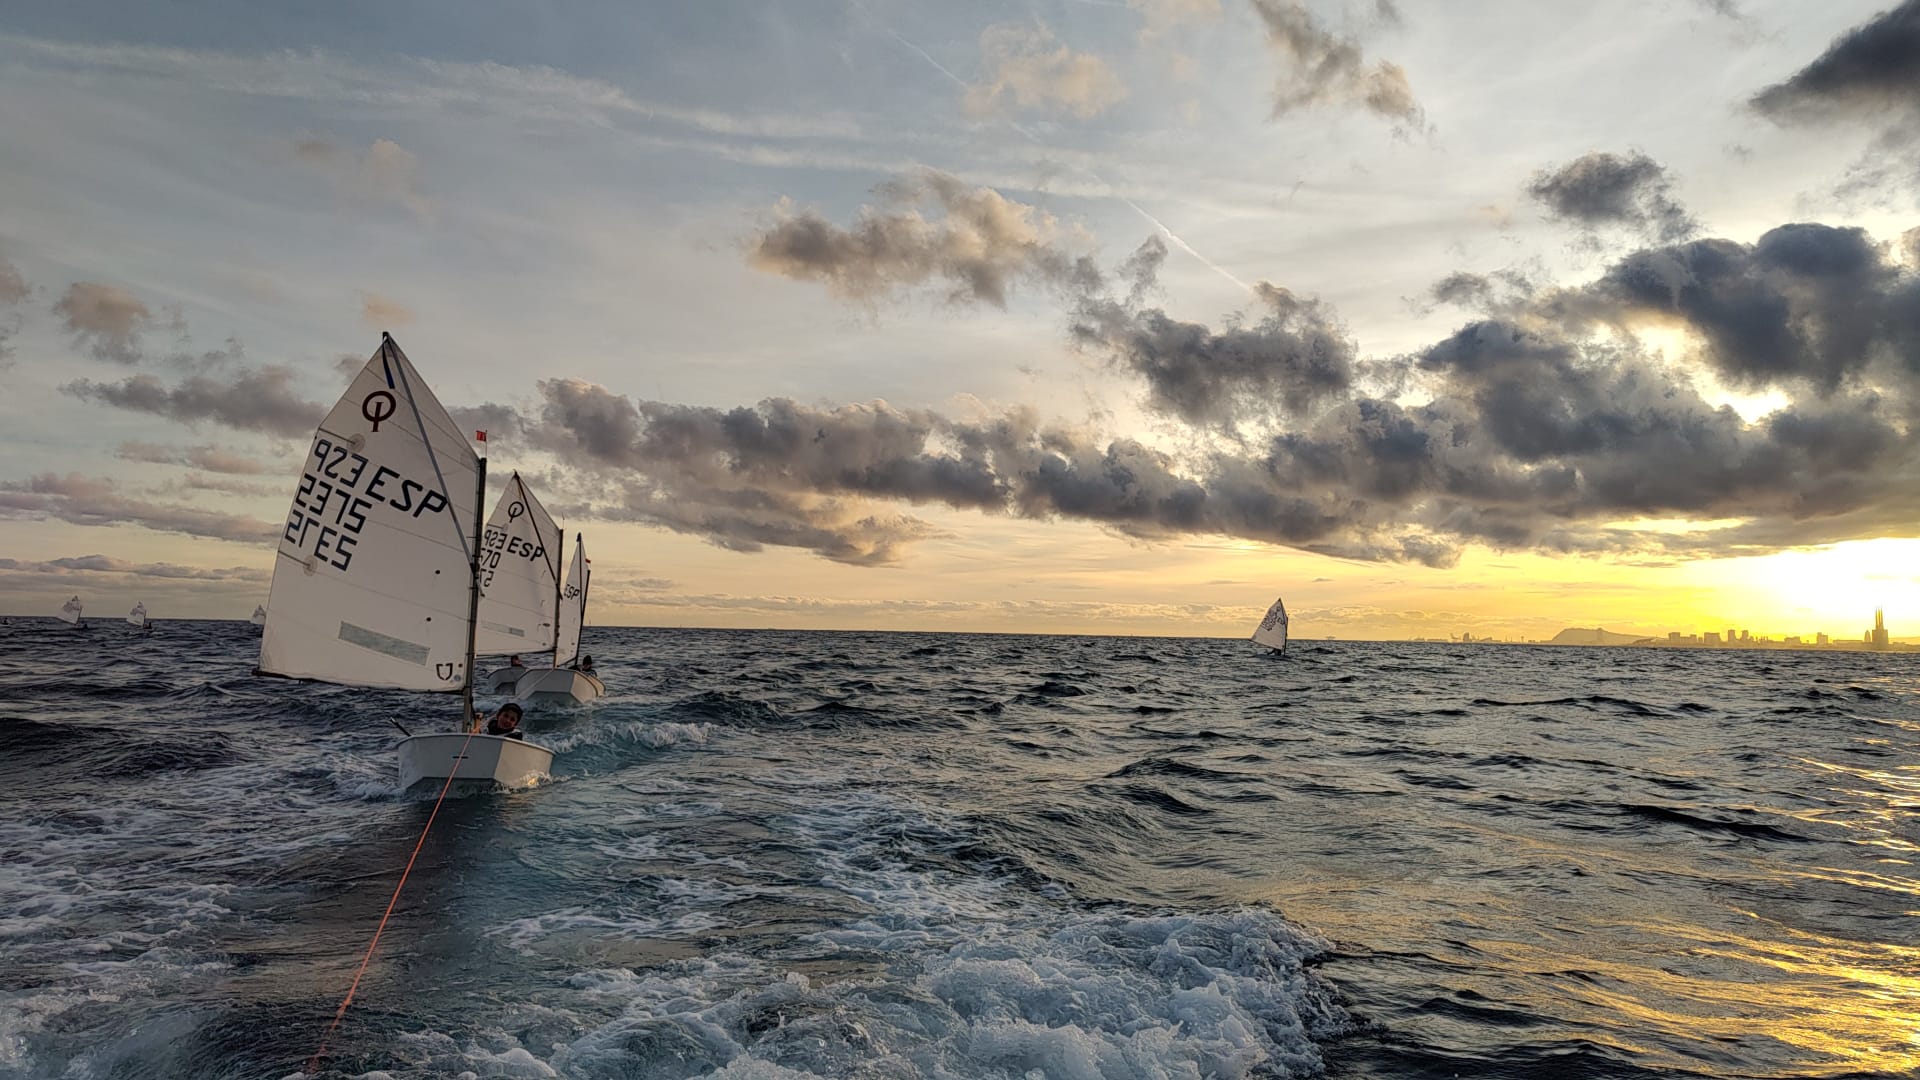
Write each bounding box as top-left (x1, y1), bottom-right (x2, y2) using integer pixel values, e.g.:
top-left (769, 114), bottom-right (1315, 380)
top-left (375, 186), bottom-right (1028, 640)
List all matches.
top-left (475, 430), bottom-right (487, 442)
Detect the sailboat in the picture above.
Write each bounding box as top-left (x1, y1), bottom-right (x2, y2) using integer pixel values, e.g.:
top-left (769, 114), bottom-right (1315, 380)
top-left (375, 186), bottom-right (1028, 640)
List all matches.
top-left (511, 533), bottom-right (605, 704)
top-left (126, 602), bottom-right (150, 630)
top-left (249, 605), bottom-right (268, 629)
top-left (256, 332), bottom-right (554, 794)
top-left (57, 595), bottom-right (84, 628)
top-left (473, 472), bottom-right (562, 696)
top-left (1252, 596), bottom-right (1289, 655)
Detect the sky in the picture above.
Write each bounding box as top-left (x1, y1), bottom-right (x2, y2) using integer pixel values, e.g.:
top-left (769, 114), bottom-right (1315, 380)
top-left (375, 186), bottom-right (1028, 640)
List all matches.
top-left (2, 0), bottom-right (1919, 641)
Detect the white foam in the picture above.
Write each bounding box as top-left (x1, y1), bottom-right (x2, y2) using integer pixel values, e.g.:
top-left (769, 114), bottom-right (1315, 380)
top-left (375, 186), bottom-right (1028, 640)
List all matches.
top-left (543, 908), bottom-right (1342, 1079)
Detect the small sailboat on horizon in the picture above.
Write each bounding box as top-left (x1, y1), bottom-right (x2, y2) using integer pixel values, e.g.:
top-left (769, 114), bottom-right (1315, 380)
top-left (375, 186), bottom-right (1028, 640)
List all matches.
top-left (1252, 596), bottom-right (1289, 656)
top-left (57, 595), bottom-right (84, 629)
top-left (256, 332), bottom-right (554, 794)
top-left (249, 604), bottom-right (267, 629)
top-left (126, 602), bottom-right (150, 631)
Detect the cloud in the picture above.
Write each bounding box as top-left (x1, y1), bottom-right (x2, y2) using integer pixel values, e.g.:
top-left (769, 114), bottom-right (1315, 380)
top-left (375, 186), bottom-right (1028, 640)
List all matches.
top-left (65, 365), bottom-right (322, 437)
top-left (116, 441), bottom-right (273, 474)
top-left (1128, 0), bottom-right (1223, 39)
top-left (360, 291), bottom-right (414, 329)
top-left (166, 473), bottom-right (283, 498)
top-left (0, 253), bottom-right (25, 306)
top-left (1527, 151), bottom-right (1698, 243)
top-left (963, 22), bottom-right (1128, 120)
top-left (0, 248), bottom-right (26, 364)
top-left (0, 554), bottom-right (267, 582)
top-left (742, 196), bottom-right (1920, 566)
top-left (1248, 0), bottom-right (1424, 127)
top-left (748, 169), bottom-right (1102, 307)
top-left (1573, 223), bottom-right (1907, 393)
top-left (292, 136), bottom-right (432, 221)
top-left (1750, 1), bottom-right (1920, 121)
top-left (1750, 1), bottom-right (1920, 202)
top-left (53, 282), bottom-right (152, 364)
top-left (1072, 254), bottom-right (1359, 429)
top-left (7, 36), bottom-right (862, 140)
top-left (0, 473), bottom-right (278, 543)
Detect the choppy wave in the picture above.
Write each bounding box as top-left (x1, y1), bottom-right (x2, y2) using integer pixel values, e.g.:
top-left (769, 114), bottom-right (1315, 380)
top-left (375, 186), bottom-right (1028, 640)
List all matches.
top-left (2, 623), bottom-right (1919, 1078)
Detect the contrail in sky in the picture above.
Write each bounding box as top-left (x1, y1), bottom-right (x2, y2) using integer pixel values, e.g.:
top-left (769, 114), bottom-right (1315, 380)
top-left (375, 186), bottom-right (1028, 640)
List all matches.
top-left (862, 8), bottom-right (1254, 296)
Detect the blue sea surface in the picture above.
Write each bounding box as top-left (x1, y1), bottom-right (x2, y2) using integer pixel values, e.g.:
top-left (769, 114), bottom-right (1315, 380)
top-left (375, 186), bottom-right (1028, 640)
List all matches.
top-left (2, 621), bottom-right (1917, 1078)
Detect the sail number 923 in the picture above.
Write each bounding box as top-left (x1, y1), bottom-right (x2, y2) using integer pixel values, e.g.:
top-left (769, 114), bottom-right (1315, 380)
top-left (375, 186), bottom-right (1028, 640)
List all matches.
top-left (479, 528), bottom-right (546, 588)
top-left (282, 435), bottom-right (453, 572)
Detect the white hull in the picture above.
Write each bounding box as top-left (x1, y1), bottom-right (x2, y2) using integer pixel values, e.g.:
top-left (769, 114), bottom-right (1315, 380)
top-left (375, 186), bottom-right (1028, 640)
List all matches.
top-left (478, 666), bottom-right (531, 695)
top-left (515, 668), bottom-right (605, 705)
top-left (396, 732), bottom-right (555, 793)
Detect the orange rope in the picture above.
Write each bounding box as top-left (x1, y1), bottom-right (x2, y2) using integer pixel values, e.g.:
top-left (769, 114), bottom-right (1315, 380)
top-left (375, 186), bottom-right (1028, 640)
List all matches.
top-left (306, 727), bottom-right (480, 1075)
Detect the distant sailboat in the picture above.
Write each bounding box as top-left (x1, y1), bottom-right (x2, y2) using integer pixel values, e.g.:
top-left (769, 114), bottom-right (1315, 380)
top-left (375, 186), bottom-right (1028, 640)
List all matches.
top-left (249, 605), bottom-right (268, 628)
top-left (57, 595), bottom-right (84, 628)
top-left (126, 602), bottom-right (150, 630)
top-left (512, 532), bottom-right (605, 704)
top-left (256, 333), bottom-right (554, 793)
top-left (1252, 596), bottom-right (1289, 655)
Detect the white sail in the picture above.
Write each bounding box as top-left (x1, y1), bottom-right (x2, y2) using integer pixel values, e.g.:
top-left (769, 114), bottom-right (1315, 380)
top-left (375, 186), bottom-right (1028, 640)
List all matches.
top-left (553, 534), bottom-right (588, 668)
top-left (258, 334), bottom-right (482, 692)
top-left (126, 602), bottom-right (148, 628)
top-left (57, 596), bottom-right (82, 625)
top-left (474, 472), bottom-right (561, 656)
top-left (250, 605), bottom-right (268, 627)
top-left (1252, 596), bottom-right (1288, 652)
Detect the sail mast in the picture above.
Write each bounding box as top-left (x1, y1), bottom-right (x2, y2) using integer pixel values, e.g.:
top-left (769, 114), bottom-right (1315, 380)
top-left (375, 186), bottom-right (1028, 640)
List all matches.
top-left (463, 453), bottom-right (487, 724)
top-left (551, 525), bottom-right (565, 670)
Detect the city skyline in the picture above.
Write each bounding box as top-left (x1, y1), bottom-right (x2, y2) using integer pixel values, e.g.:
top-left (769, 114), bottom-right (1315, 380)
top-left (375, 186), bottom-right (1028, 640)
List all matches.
top-left (3, 2), bottom-right (1920, 638)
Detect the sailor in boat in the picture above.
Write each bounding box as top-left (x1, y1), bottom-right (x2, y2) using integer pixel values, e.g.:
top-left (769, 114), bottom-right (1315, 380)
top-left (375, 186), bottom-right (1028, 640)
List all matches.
top-left (572, 654), bottom-right (595, 676)
top-left (508, 654), bottom-right (525, 669)
top-left (478, 702), bottom-right (526, 740)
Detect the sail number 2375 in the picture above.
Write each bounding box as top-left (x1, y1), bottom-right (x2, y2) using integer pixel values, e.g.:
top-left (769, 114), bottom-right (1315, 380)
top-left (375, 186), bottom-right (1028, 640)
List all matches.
top-left (282, 435), bottom-right (452, 572)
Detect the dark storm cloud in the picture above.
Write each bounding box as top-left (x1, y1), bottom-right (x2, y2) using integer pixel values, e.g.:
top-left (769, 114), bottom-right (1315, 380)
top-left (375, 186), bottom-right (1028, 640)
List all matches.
top-left (53, 282), bottom-right (153, 364)
top-left (1071, 277), bottom-right (1358, 429)
top-left (1527, 152), bottom-right (1697, 242)
top-left (65, 366), bottom-right (322, 437)
top-left (747, 168), bottom-right (1102, 307)
top-left (0, 473), bottom-right (278, 543)
top-left (1750, 0), bottom-right (1920, 120)
top-left (1571, 223), bottom-right (1906, 393)
top-left (1247, 0), bottom-right (1423, 127)
top-left (1750, 1), bottom-right (1920, 202)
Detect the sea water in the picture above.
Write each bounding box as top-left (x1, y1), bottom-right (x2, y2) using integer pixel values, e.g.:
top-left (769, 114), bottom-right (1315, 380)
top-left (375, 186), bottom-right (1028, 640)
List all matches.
top-left (2, 621), bottom-right (1916, 1079)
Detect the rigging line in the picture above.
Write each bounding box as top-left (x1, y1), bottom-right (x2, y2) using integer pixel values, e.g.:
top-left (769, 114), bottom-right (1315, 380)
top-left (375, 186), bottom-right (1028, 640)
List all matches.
top-left (305, 727), bottom-right (480, 1074)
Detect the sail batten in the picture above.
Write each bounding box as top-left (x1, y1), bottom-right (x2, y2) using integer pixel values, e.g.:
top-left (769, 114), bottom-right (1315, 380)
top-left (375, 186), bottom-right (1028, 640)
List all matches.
top-left (257, 336), bottom-right (482, 692)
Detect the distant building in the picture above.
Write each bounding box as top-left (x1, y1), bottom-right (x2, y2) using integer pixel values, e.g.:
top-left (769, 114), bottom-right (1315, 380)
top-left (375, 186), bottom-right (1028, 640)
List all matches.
top-left (1726, 628), bottom-right (1737, 645)
top-left (1668, 631), bottom-right (1681, 641)
top-left (1704, 631), bottom-right (1721, 645)
top-left (1741, 629), bottom-right (1751, 642)
top-left (1785, 636), bottom-right (1801, 645)
top-left (1873, 608), bottom-right (1890, 650)
top-left (1816, 632), bottom-right (1830, 645)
